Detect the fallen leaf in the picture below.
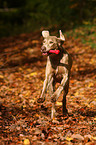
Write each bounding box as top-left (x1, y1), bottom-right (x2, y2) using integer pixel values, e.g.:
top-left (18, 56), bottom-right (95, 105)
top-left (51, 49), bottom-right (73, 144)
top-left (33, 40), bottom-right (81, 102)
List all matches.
top-left (34, 129), bottom-right (42, 135)
top-left (66, 136), bottom-right (73, 141)
top-left (92, 136), bottom-right (96, 140)
top-left (71, 134), bottom-right (84, 141)
top-left (94, 118), bottom-right (96, 121)
top-left (56, 101), bottom-right (62, 106)
top-left (23, 139), bottom-right (30, 145)
top-left (30, 72), bottom-right (37, 76)
top-left (0, 74), bottom-right (4, 79)
top-left (32, 40), bottom-right (39, 44)
top-left (88, 82), bottom-right (94, 88)
top-left (74, 91), bottom-right (79, 96)
top-left (84, 134), bottom-right (92, 140)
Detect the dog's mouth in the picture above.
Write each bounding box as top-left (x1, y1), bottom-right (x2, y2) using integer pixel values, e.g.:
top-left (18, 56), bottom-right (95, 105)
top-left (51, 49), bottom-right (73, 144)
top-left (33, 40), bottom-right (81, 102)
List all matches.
top-left (42, 51), bottom-right (49, 55)
top-left (41, 49), bottom-right (51, 56)
top-left (42, 49), bottom-right (60, 55)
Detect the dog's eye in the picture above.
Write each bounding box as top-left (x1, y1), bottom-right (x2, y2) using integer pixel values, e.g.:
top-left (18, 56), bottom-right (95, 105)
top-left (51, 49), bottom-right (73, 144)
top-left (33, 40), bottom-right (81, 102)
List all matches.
top-left (50, 41), bottom-right (53, 44)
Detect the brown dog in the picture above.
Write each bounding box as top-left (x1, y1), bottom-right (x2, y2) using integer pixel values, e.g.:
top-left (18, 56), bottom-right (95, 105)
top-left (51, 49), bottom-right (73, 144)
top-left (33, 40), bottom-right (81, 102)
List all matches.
top-left (39, 30), bottom-right (72, 119)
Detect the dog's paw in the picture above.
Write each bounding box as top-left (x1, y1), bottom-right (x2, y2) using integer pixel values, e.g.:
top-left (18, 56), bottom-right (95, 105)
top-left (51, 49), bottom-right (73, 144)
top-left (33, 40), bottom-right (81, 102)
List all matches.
top-left (37, 97), bottom-right (45, 103)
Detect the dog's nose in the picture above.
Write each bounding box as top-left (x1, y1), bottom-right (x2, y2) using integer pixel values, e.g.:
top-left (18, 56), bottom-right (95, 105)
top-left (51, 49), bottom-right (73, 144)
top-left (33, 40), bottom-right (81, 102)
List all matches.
top-left (41, 46), bottom-right (46, 52)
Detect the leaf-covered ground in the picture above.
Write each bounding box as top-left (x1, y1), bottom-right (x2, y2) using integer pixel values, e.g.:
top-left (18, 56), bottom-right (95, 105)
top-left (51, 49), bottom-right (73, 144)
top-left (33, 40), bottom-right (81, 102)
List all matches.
top-left (0, 31), bottom-right (96, 145)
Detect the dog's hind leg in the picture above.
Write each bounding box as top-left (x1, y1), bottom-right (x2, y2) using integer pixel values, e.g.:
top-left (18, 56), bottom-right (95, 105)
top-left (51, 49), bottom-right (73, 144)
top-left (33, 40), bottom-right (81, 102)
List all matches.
top-left (51, 103), bottom-right (56, 119)
top-left (62, 82), bottom-right (69, 115)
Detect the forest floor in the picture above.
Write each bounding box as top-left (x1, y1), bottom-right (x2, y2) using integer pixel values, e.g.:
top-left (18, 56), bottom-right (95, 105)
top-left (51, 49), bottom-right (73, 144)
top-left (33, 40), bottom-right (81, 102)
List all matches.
top-left (0, 29), bottom-right (96, 145)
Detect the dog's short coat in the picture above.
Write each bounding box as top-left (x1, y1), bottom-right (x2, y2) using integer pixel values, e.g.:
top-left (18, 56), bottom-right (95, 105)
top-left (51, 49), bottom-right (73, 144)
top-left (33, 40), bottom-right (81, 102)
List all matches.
top-left (39, 30), bottom-right (72, 119)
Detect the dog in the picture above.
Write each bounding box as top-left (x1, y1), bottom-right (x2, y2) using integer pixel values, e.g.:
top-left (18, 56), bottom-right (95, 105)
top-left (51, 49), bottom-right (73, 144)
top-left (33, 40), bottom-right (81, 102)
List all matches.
top-left (39, 30), bottom-right (72, 119)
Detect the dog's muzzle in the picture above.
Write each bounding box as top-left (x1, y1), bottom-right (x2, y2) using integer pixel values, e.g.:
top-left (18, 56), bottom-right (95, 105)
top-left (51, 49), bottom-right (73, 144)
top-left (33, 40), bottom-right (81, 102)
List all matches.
top-left (41, 46), bottom-right (46, 52)
top-left (41, 46), bottom-right (60, 55)
top-left (41, 46), bottom-right (49, 55)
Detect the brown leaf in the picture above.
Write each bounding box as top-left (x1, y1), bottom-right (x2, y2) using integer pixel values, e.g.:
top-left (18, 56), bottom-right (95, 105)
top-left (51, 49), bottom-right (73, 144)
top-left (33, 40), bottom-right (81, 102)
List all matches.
top-left (71, 134), bottom-right (84, 141)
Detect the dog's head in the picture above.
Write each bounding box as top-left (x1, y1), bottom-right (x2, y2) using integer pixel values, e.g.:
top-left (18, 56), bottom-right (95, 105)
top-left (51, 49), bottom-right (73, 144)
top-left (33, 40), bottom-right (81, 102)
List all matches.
top-left (41, 30), bottom-right (65, 55)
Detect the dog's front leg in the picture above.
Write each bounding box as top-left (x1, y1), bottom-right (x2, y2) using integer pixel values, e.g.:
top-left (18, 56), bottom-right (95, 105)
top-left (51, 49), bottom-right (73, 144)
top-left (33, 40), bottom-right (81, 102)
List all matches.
top-left (52, 74), bottom-right (68, 101)
top-left (40, 77), bottom-right (49, 101)
top-left (51, 74), bottom-right (68, 118)
top-left (47, 77), bottom-right (54, 96)
top-left (40, 73), bottom-right (53, 102)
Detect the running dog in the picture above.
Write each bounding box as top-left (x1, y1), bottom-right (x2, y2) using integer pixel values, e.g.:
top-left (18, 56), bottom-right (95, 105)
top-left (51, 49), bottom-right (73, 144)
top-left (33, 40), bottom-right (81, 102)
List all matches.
top-left (39, 30), bottom-right (72, 119)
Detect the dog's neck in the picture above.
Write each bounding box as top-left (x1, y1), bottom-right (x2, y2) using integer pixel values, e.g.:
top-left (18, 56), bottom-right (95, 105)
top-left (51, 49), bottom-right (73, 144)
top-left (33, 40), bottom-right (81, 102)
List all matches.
top-left (48, 47), bottom-right (63, 69)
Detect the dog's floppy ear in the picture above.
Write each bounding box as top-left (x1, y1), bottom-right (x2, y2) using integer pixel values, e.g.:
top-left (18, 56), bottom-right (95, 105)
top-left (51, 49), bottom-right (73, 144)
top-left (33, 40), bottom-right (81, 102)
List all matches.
top-left (42, 30), bottom-right (49, 38)
top-left (59, 30), bottom-right (65, 41)
top-left (57, 30), bottom-right (65, 46)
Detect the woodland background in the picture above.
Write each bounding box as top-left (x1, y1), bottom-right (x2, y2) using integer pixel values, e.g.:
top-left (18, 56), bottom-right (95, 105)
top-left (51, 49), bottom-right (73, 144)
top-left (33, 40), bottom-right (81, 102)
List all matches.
top-left (0, 0), bottom-right (96, 145)
top-left (0, 0), bottom-right (96, 37)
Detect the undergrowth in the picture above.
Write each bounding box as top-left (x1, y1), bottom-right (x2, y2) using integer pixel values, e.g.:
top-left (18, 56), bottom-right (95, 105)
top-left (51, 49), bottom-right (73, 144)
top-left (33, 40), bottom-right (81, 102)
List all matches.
top-left (65, 22), bottom-right (96, 49)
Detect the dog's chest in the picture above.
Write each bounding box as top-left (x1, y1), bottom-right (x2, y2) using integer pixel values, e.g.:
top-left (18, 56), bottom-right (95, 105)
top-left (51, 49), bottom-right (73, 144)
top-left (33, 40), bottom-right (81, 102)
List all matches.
top-left (50, 54), bottom-right (68, 82)
top-left (46, 54), bottom-right (69, 82)
top-left (56, 54), bottom-right (68, 73)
